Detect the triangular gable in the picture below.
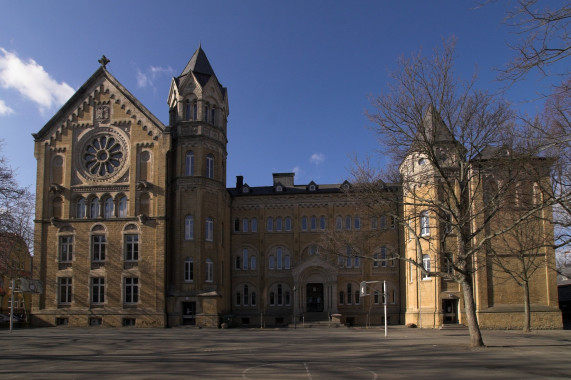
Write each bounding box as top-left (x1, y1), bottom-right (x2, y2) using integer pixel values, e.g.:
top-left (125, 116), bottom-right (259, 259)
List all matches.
top-left (34, 66), bottom-right (166, 144)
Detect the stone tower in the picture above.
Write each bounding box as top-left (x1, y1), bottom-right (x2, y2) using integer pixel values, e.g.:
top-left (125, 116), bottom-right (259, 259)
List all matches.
top-left (166, 46), bottom-right (231, 327)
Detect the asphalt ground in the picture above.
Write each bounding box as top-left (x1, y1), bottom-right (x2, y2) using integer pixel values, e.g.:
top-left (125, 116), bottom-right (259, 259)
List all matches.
top-left (1, 326), bottom-right (570, 379)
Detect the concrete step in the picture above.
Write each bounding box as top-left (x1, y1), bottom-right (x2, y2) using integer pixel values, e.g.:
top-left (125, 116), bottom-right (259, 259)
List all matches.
top-left (439, 323), bottom-right (468, 330)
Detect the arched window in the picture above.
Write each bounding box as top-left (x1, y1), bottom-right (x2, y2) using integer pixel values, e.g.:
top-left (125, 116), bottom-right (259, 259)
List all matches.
top-left (251, 218), bottom-right (258, 232)
top-left (422, 254), bottom-right (431, 279)
top-left (310, 216), bottom-right (317, 231)
top-left (251, 291), bottom-right (256, 306)
top-left (52, 155), bottom-right (64, 184)
top-left (381, 247), bottom-right (387, 267)
top-left (285, 217), bottom-right (292, 231)
top-left (104, 197), bottom-right (114, 218)
top-left (284, 255), bottom-right (290, 269)
top-left (276, 217), bottom-right (283, 232)
top-left (243, 284), bottom-right (249, 306)
top-left (206, 258), bottom-right (213, 282)
top-left (236, 291), bottom-right (241, 306)
top-left (185, 151), bottom-right (194, 176)
top-left (76, 198), bottom-right (86, 219)
top-left (185, 215), bottom-right (194, 240)
top-left (267, 217), bottom-right (273, 232)
top-left (345, 245), bottom-right (352, 268)
top-left (235, 255), bottom-right (241, 270)
top-left (242, 218), bottom-right (249, 232)
top-left (204, 103), bottom-right (210, 123)
top-left (185, 100), bottom-right (191, 121)
top-left (250, 256), bottom-right (256, 270)
top-left (205, 218), bottom-right (214, 241)
top-left (206, 154), bottom-right (214, 179)
top-left (336, 216), bottom-right (343, 230)
top-left (184, 257), bottom-right (193, 282)
top-left (354, 216), bottom-right (361, 230)
top-left (347, 283), bottom-right (352, 304)
top-left (91, 225), bottom-right (107, 262)
top-left (243, 249), bottom-right (249, 270)
top-left (320, 216), bottom-right (326, 230)
top-left (211, 107), bottom-right (216, 126)
top-left (269, 255), bottom-right (275, 270)
top-left (277, 284), bottom-right (283, 305)
top-left (192, 101), bottom-right (198, 120)
top-left (118, 196), bottom-right (127, 218)
top-left (301, 216), bottom-right (308, 231)
top-left (124, 225), bottom-right (139, 262)
top-left (277, 247), bottom-right (283, 270)
top-left (90, 197), bottom-right (99, 218)
top-left (345, 215), bottom-right (352, 230)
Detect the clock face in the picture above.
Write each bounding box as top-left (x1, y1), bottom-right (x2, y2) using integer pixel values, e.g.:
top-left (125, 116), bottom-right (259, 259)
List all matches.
top-left (77, 127), bottom-right (129, 183)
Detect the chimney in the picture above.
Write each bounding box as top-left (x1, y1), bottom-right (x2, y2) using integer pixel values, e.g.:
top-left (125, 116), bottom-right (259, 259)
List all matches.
top-left (236, 175), bottom-right (244, 189)
top-left (272, 173), bottom-right (295, 187)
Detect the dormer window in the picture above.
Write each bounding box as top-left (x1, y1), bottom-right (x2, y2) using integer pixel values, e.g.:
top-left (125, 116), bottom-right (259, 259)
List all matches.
top-left (242, 185), bottom-right (250, 194)
top-left (309, 184), bottom-right (316, 191)
top-left (276, 185), bottom-right (283, 192)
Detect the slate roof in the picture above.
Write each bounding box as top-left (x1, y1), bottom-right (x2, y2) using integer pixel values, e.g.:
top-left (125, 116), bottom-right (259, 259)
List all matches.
top-left (177, 45), bottom-right (227, 97)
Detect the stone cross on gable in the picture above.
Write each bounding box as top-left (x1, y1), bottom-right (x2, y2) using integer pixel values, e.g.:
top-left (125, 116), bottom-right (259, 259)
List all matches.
top-left (98, 55), bottom-right (110, 68)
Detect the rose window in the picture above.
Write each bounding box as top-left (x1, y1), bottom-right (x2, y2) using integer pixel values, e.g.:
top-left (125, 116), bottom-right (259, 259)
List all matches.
top-left (83, 135), bottom-right (124, 176)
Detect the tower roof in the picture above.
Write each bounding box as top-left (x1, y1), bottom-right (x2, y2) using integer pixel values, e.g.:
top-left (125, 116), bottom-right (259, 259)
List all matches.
top-left (181, 45), bottom-right (215, 77)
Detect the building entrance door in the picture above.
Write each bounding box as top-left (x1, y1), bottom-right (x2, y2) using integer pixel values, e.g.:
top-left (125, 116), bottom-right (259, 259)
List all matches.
top-left (306, 283), bottom-right (324, 312)
top-left (442, 299), bottom-right (458, 324)
top-left (182, 301), bottom-right (196, 325)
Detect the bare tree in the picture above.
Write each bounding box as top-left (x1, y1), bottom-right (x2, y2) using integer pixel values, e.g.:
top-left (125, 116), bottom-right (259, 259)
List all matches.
top-left (500, 0), bottom-right (570, 85)
top-left (358, 39), bottom-right (557, 347)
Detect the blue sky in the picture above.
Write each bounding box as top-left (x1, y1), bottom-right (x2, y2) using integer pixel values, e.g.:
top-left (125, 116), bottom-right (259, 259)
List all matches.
top-left (0, 0), bottom-right (563, 190)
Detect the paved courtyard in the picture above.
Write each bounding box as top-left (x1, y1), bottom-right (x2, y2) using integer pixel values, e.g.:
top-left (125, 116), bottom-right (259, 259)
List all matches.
top-left (1, 326), bottom-right (570, 379)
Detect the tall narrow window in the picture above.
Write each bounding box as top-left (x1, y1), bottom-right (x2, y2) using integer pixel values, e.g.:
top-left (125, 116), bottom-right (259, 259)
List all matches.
top-left (250, 256), bottom-right (256, 270)
top-left (422, 254), bottom-right (431, 279)
top-left (204, 104), bottom-right (210, 123)
top-left (371, 216), bottom-right (377, 230)
top-left (336, 216), bottom-right (343, 230)
top-left (373, 253), bottom-right (379, 268)
top-left (374, 290), bottom-right (380, 304)
top-left (277, 248), bottom-right (283, 270)
top-left (320, 216), bottom-right (326, 230)
top-left (124, 277), bottom-right (139, 304)
top-left (124, 234), bottom-right (139, 261)
top-left (91, 235), bottom-right (106, 262)
top-left (276, 217), bottom-right (283, 232)
top-left (206, 259), bottom-right (213, 282)
top-left (251, 291), bottom-right (257, 306)
top-left (185, 257), bottom-right (194, 282)
top-left (251, 218), bottom-right (258, 232)
top-left (118, 196), bottom-right (127, 218)
top-left (310, 216), bottom-right (317, 231)
top-left (77, 198), bottom-right (86, 218)
top-left (192, 102), bottom-right (197, 120)
top-left (284, 255), bottom-right (290, 269)
top-left (91, 277), bottom-right (105, 304)
top-left (301, 216), bottom-right (308, 231)
top-left (381, 247), bottom-right (387, 267)
top-left (347, 284), bottom-right (352, 304)
top-left (243, 249), bottom-right (249, 270)
top-left (211, 107), bottom-right (216, 126)
top-left (242, 218), bottom-right (249, 233)
top-left (445, 253), bottom-right (453, 275)
top-left (267, 217), bottom-right (273, 232)
top-left (345, 215), bottom-right (352, 230)
top-left (104, 197), bottom-right (114, 218)
top-left (185, 151), bottom-right (194, 176)
top-left (354, 216), bottom-right (361, 230)
top-left (420, 211), bottom-right (430, 236)
top-left (59, 236), bottom-right (73, 263)
top-left (185, 100), bottom-right (191, 121)
top-left (354, 253), bottom-right (360, 268)
top-left (269, 255), bottom-right (275, 270)
top-left (243, 284), bottom-right (249, 306)
top-left (206, 154), bottom-right (214, 179)
top-left (235, 255), bottom-right (241, 270)
top-left (285, 217), bottom-right (292, 231)
top-left (185, 216), bottom-right (194, 240)
top-left (345, 245), bottom-right (352, 268)
top-left (277, 284), bottom-right (283, 305)
top-left (205, 218), bottom-right (213, 241)
top-left (339, 291), bottom-right (345, 305)
top-left (90, 198), bottom-right (99, 218)
top-left (58, 277), bottom-right (72, 304)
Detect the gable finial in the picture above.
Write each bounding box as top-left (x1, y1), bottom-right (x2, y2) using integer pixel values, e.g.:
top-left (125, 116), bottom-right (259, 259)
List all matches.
top-left (98, 55), bottom-right (110, 69)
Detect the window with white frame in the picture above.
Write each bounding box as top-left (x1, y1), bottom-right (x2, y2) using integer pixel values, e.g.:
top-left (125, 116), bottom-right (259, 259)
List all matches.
top-left (58, 277), bottom-right (72, 304)
top-left (422, 254), bottom-right (431, 279)
top-left (206, 258), bottom-right (213, 282)
top-left (184, 257), bottom-right (193, 282)
top-left (185, 151), bottom-right (194, 176)
top-left (185, 215), bottom-right (194, 240)
top-left (420, 211), bottom-right (430, 236)
top-left (124, 234), bottom-right (139, 261)
top-left (206, 154), bottom-right (214, 179)
top-left (91, 277), bottom-right (105, 304)
top-left (124, 277), bottom-right (139, 304)
top-left (205, 218), bottom-right (213, 241)
top-left (59, 236), bottom-right (73, 263)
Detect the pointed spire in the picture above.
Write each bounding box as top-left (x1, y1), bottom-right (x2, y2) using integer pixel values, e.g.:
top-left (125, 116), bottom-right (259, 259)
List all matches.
top-left (181, 45), bottom-right (215, 77)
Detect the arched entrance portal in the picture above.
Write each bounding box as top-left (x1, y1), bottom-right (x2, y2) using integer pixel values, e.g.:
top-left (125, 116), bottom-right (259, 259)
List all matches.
top-left (306, 283), bottom-right (324, 312)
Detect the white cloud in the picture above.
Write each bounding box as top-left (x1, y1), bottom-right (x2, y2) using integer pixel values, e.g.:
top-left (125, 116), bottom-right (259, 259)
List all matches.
top-left (292, 166), bottom-right (302, 177)
top-left (309, 153), bottom-right (325, 165)
top-left (136, 65), bottom-right (174, 88)
top-left (0, 99), bottom-right (14, 116)
top-left (0, 48), bottom-right (75, 113)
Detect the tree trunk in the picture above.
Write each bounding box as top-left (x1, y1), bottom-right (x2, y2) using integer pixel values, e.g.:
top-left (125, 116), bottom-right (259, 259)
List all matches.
top-left (523, 281), bottom-right (531, 332)
top-left (460, 279), bottom-right (485, 347)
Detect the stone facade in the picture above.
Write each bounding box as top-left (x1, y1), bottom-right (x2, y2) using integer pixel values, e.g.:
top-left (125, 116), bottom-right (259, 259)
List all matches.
top-left (31, 47), bottom-right (561, 329)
